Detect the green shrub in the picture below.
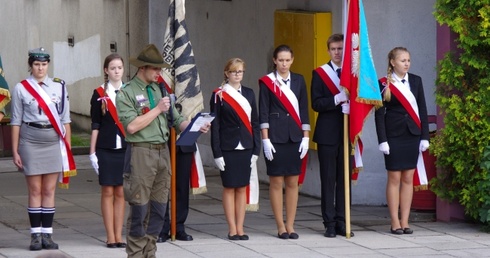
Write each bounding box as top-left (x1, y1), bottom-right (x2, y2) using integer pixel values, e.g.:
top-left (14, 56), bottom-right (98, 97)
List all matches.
top-left (432, 1), bottom-right (490, 222)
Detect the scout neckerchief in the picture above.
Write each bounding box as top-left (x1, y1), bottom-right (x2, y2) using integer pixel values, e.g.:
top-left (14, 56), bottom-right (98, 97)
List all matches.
top-left (20, 79), bottom-right (76, 188)
top-left (96, 86), bottom-right (126, 138)
top-left (259, 73), bottom-right (308, 185)
top-left (157, 75), bottom-right (207, 194)
top-left (213, 84), bottom-right (258, 210)
top-left (380, 76), bottom-right (428, 190)
top-left (314, 64), bottom-right (364, 181)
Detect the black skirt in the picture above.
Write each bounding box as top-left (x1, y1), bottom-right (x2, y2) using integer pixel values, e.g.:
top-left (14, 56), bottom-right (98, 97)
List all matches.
top-left (220, 149), bottom-right (253, 188)
top-left (96, 147), bottom-right (126, 186)
top-left (384, 127), bottom-right (419, 171)
top-left (265, 141), bottom-right (301, 176)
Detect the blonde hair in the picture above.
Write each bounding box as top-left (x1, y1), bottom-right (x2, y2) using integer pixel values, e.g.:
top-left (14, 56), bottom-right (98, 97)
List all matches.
top-left (383, 47), bottom-right (409, 102)
top-left (222, 58), bottom-right (246, 86)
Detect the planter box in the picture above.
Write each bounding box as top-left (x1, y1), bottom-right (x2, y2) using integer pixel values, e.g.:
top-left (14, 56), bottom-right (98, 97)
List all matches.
top-left (0, 117), bottom-right (11, 157)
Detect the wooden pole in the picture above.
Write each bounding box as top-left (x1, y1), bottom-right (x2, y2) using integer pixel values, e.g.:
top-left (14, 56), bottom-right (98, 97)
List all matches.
top-left (343, 114), bottom-right (351, 239)
top-left (170, 127), bottom-right (177, 241)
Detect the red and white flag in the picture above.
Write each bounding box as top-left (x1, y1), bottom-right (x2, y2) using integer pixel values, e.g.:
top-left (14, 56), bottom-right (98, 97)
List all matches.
top-left (340, 0), bottom-right (383, 182)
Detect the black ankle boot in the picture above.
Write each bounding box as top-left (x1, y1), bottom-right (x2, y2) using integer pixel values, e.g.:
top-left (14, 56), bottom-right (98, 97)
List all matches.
top-left (41, 233), bottom-right (59, 249)
top-left (29, 233), bottom-right (42, 251)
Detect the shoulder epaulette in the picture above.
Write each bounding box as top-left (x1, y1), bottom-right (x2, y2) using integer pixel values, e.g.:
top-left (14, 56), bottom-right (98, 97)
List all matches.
top-left (53, 78), bottom-right (65, 85)
top-left (122, 82), bottom-right (130, 88)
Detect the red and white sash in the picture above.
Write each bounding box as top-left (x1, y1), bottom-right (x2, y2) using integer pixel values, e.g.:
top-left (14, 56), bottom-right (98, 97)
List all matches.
top-left (157, 76), bottom-right (207, 194)
top-left (259, 73), bottom-right (308, 185)
top-left (21, 79), bottom-right (76, 188)
top-left (315, 65), bottom-right (364, 180)
top-left (214, 85), bottom-right (259, 211)
top-left (380, 77), bottom-right (428, 189)
top-left (96, 87), bottom-right (126, 138)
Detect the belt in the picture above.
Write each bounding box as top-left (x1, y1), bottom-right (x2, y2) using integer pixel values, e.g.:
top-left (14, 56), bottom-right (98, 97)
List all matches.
top-left (25, 122), bottom-right (53, 129)
top-left (131, 142), bottom-right (166, 150)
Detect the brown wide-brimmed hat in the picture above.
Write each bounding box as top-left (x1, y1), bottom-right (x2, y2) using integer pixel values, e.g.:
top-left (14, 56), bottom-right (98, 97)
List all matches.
top-left (129, 44), bottom-right (170, 68)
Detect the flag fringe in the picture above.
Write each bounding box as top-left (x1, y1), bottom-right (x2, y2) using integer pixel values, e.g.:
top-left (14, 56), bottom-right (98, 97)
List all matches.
top-left (414, 185), bottom-right (428, 191)
top-left (246, 204), bottom-right (259, 212)
top-left (355, 96), bottom-right (382, 107)
top-left (63, 169), bottom-right (77, 178)
top-left (57, 182), bottom-right (69, 189)
top-left (191, 186), bottom-right (207, 195)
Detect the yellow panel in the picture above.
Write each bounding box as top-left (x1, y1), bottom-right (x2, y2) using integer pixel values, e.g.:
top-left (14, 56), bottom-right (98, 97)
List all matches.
top-left (274, 10), bottom-right (332, 150)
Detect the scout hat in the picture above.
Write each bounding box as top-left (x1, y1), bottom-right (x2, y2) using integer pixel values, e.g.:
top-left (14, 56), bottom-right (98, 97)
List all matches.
top-left (28, 47), bottom-right (50, 62)
top-left (129, 44), bottom-right (170, 68)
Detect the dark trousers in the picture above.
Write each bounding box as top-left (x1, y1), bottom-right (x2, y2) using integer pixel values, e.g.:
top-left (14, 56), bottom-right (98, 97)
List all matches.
top-left (159, 147), bottom-right (193, 236)
top-left (317, 143), bottom-right (351, 228)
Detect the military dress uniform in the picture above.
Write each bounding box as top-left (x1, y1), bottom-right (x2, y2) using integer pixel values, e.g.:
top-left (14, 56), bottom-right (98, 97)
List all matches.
top-left (11, 75), bottom-right (70, 174)
top-left (10, 47), bottom-right (71, 251)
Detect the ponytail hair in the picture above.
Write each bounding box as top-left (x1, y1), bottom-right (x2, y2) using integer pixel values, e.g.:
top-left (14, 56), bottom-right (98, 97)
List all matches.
top-left (383, 47), bottom-right (409, 102)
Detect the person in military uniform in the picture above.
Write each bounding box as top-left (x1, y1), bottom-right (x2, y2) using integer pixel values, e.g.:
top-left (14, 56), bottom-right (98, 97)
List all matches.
top-left (10, 47), bottom-right (74, 251)
top-left (116, 44), bottom-right (210, 258)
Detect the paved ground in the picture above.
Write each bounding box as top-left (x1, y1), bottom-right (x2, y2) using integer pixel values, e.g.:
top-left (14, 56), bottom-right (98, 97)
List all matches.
top-left (1, 155), bottom-right (489, 258)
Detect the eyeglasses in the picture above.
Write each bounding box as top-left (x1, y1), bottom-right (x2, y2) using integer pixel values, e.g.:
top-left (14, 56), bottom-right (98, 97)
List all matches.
top-left (228, 70), bottom-right (245, 76)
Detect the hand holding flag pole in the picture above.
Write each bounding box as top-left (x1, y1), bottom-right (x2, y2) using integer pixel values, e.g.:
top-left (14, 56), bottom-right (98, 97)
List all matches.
top-left (340, 0), bottom-right (383, 239)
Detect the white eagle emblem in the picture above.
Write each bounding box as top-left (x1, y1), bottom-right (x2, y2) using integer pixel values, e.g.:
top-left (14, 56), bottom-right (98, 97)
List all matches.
top-left (351, 33), bottom-right (360, 78)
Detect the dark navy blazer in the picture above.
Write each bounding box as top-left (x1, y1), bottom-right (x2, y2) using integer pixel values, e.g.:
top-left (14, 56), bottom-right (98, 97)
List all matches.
top-left (209, 85), bottom-right (261, 158)
top-left (374, 73), bottom-right (430, 144)
top-left (258, 72), bottom-right (310, 143)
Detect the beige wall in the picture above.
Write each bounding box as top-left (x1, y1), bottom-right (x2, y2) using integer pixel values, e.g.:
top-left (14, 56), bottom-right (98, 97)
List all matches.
top-left (0, 0), bottom-right (437, 205)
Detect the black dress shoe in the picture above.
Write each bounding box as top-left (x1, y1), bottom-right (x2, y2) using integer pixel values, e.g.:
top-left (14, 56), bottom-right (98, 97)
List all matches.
top-left (238, 234), bottom-right (249, 240)
top-left (324, 227), bottom-right (336, 238)
top-left (403, 228), bottom-right (413, 234)
top-left (390, 228), bottom-right (404, 235)
top-left (157, 234), bottom-right (169, 243)
top-left (288, 232), bottom-right (299, 239)
top-left (228, 234), bottom-right (240, 240)
top-left (106, 242), bottom-right (117, 248)
top-left (176, 231), bottom-right (193, 241)
top-left (116, 242), bottom-right (126, 248)
top-left (277, 232), bottom-right (289, 239)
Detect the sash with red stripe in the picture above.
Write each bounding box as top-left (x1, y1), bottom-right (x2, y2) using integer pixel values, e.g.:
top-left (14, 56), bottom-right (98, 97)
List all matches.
top-left (380, 77), bottom-right (428, 189)
top-left (96, 87), bottom-right (126, 138)
top-left (20, 80), bottom-right (76, 188)
top-left (259, 75), bottom-right (308, 185)
top-left (214, 88), bottom-right (259, 210)
top-left (213, 89), bottom-right (252, 134)
top-left (314, 66), bottom-right (340, 95)
top-left (315, 66), bottom-right (364, 181)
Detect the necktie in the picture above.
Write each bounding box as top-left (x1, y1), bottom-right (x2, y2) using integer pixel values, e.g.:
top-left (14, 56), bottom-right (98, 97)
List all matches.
top-left (282, 79), bottom-right (289, 85)
top-left (237, 89), bottom-right (241, 94)
top-left (146, 85), bottom-right (155, 109)
top-left (336, 68), bottom-right (341, 78)
top-left (401, 79), bottom-right (406, 84)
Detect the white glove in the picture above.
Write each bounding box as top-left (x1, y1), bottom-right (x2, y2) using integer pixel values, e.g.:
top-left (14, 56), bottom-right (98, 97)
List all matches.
top-left (334, 91), bottom-right (348, 105)
top-left (262, 139), bottom-right (276, 161)
top-left (214, 157), bottom-right (225, 171)
top-left (419, 140), bottom-right (430, 152)
top-left (89, 152), bottom-right (99, 175)
top-left (341, 102), bottom-right (350, 115)
top-left (379, 142), bottom-right (390, 155)
top-left (250, 155), bottom-right (258, 168)
top-left (298, 137), bottom-right (309, 159)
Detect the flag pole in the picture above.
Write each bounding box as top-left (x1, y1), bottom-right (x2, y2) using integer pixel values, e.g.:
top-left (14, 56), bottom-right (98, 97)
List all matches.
top-left (170, 127), bottom-right (177, 241)
top-left (343, 114), bottom-right (351, 239)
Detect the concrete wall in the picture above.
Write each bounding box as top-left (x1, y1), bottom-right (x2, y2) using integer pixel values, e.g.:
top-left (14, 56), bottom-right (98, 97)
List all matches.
top-left (0, 0), bottom-right (150, 132)
top-left (0, 0), bottom-right (437, 205)
top-left (147, 0), bottom-right (437, 205)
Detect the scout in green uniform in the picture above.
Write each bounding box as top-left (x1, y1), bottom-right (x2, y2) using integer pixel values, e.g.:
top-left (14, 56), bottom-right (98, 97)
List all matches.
top-left (116, 44), bottom-right (210, 258)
